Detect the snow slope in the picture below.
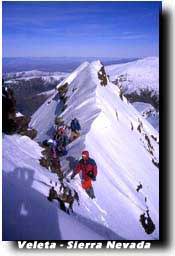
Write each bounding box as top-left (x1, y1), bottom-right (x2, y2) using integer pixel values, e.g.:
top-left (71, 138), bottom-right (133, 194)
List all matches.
top-left (105, 57), bottom-right (159, 96)
top-left (30, 61), bottom-right (89, 142)
top-left (105, 57), bottom-right (159, 129)
top-left (2, 135), bottom-right (119, 240)
top-left (3, 60), bottom-right (159, 240)
top-left (30, 61), bottom-right (159, 240)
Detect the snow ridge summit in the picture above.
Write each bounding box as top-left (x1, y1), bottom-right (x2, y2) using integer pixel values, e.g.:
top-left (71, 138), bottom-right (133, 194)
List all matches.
top-left (30, 60), bottom-right (159, 240)
top-left (3, 60), bottom-right (159, 240)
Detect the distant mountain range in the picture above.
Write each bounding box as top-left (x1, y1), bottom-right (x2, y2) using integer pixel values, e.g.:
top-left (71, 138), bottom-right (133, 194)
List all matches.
top-left (2, 57), bottom-right (138, 73)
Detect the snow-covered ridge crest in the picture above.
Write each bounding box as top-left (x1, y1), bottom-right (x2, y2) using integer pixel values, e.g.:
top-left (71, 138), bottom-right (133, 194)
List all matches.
top-left (57, 60), bottom-right (104, 121)
top-left (59, 60), bottom-right (159, 240)
top-left (56, 61), bottom-right (89, 90)
top-left (29, 60), bottom-right (159, 240)
top-left (57, 61), bottom-right (105, 160)
top-left (105, 56), bottom-right (159, 93)
top-left (30, 60), bottom-right (104, 142)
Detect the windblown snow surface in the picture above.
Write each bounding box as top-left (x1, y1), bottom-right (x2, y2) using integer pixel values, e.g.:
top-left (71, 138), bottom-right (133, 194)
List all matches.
top-left (3, 61), bottom-right (159, 240)
top-left (105, 57), bottom-right (159, 131)
top-left (133, 102), bottom-right (159, 132)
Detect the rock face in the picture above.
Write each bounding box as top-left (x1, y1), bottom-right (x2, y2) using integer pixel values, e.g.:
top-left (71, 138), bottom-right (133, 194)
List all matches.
top-left (98, 66), bottom-right (108, 86)
top-left (124, 89), bottom-right (159, 111)
top-left (2, 85), bottom-right (37, 139)
top-left (2, 85), bottom-right (18, 134)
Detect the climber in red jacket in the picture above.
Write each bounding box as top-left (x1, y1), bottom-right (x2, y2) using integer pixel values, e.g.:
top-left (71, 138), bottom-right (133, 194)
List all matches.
top-left (71, 150), bottom-right (97, 199)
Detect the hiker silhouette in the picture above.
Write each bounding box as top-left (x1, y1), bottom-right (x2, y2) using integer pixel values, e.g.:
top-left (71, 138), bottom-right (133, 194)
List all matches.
top-left (2, 167), bottom-right (61, 240)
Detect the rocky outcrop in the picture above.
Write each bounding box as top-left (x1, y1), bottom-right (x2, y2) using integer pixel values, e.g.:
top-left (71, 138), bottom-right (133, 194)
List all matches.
top-left (2, 85), bottom-right (37, 139)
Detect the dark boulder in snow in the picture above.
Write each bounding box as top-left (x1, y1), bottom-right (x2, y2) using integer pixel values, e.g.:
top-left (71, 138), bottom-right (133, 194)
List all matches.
top-left (98, 66), bottom-right (108, 86)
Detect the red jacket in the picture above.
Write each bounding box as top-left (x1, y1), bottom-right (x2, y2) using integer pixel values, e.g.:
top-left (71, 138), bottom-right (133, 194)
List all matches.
top-left (75, 158), bottom-right (97, 180)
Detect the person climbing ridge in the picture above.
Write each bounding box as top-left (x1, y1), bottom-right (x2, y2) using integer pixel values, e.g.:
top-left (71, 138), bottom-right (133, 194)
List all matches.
top-left (47, 186), bottom-right (58, 201)
top-left (70, 118), bottom-right (81, 141)
top-left (71, 151), bottom-right (97, 199)
top-left (50, 142), bottom-right (60, 170)
top-left (56, 129), bottom-right (69, 156)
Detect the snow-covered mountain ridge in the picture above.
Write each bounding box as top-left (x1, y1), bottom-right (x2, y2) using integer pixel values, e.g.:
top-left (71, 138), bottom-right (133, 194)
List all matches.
top-left (105, 57), bottom-right (159, 109)
top-left (3, 60), bottom-right (159, 240)
top-left (105, 57), bottom-right (159, 130)
top-left (3, 70), bottom-right (68, 80)
top-left (106, 57), bottom-right (158, 93)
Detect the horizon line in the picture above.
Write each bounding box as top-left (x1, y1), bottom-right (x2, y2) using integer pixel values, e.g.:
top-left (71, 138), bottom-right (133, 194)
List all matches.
top-left (3, 55), bottom-right (156, 59)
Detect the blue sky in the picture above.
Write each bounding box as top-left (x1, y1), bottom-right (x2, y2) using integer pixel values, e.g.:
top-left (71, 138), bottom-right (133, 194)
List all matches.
top-left (3, 1), bottom-right (161, 58)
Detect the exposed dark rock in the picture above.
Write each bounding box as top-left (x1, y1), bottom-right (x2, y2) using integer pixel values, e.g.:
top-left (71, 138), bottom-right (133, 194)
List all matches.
top-left (57, 83), bottom-right (69, 111)
top-left (58, 83), bottom-right (68, 99)
top-left (18, 128), bottom-right (37, 140)
top-left (152, 159), bottom-right (159, 168)
top-left (15, 116), bottom-right (31, 132)
top-left (139, 210), bottom-right (156, 235)
top-left (137, 124), bottom-right (142, 133)
top-left (151, 134), bottom-right (158, 143)
top-left (2, 86), bottom-right (17, 134)
top-left (136, 183), bottom-right (143, 192)
top-left (39, 157), bottom-right (50, 169)
top-left (98, 66), bottom-right (108, 86)
top-left (124, 90), bottom-right (159, 111)
top-left (4, 77), bottom-right (63, 115)
top-left (116, 111), bottom-right (119, 121)
top-left (145, 134), bottom-right (154, 151)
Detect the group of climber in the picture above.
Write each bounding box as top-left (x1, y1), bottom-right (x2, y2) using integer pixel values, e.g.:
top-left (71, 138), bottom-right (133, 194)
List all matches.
top-left (47, 146), bottom-right (97, 200)
top-left (47, 149), bottom-right (97, 214)
top-left (45, 117), bottom-right (81, 158)
top-left (44, 115), bottom-right (98, 215)
top-left (46, 150), bottom-right (97, 214)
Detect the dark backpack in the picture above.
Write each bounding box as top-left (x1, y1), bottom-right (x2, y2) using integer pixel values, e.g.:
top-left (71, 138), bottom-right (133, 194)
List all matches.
top-left (71, 119), bottom-right (81, 131)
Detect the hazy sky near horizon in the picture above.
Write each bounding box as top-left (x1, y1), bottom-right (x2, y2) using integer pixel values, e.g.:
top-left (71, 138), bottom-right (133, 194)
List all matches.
top-left (3, 1), bottom-right (161, 58)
